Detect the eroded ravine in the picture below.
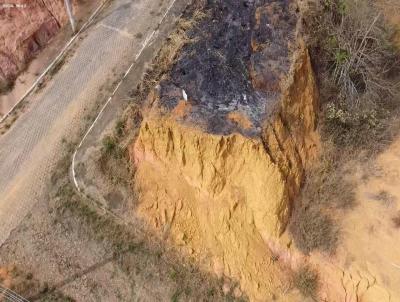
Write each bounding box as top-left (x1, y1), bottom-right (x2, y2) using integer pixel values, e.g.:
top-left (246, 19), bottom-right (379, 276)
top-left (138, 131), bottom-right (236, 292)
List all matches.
top-left (129, 1), bottom-right (319, 300)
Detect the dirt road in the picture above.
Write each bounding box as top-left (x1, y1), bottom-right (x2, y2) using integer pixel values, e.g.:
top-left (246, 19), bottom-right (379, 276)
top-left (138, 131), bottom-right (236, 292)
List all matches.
top-left (0, 0), bottom-right (183, 246)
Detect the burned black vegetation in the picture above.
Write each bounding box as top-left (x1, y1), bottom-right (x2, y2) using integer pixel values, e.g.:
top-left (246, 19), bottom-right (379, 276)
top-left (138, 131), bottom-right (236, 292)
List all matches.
top-left (158, 0), bottom-right (298, 136)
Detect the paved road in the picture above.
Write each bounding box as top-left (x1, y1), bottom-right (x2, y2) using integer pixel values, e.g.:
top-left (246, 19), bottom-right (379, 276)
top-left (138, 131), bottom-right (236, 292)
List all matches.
top-left (0, 0), bottom-right (180, 246)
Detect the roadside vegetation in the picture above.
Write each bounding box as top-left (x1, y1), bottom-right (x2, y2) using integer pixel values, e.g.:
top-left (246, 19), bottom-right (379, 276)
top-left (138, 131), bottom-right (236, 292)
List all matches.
top-left (0, 265), bottom-right (74, 301)
top-left (290, 0), bottom-right (400, 254)
top-left (97, 5), bottom-right (207, 187)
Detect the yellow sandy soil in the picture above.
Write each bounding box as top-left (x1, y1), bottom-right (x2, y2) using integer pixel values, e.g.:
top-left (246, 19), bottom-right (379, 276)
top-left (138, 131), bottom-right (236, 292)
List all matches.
top-left (309, 140), bottom-right (400, 301)
top-left (131, 40), bottom-right (319, 301)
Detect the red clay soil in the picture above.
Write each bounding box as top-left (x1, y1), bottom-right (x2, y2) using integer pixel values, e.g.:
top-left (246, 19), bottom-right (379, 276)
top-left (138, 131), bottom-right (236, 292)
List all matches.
top-left (0, 0), bottom-right (78, 91)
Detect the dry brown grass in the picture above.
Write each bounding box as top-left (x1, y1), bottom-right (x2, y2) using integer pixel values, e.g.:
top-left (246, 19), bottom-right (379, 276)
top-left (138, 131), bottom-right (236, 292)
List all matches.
top-left (0, 79), bottom-right (14, 95)
top-left (0, 265), bottom-right (74, 301)
top-left (306, 0), bottom-right (399, 102)
top-left (290, 206), bottom-right (338, 254)
top-left (290, 0), bottom-right (400, 255)
top-left (100, 6), bottom-right (209, 183)
top-left (96, 104), bottom-right (142, 189)
top-left (289, 143), bottom-right (353, 254)
top-left (303, 0), bottom-right (400, 149)
top-left (293, 265), bottom-right (319, 298)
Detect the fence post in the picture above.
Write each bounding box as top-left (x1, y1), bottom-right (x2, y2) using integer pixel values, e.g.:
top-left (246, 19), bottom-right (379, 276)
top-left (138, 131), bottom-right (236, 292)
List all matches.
top-left (64, 0), bottom-right (76, 33)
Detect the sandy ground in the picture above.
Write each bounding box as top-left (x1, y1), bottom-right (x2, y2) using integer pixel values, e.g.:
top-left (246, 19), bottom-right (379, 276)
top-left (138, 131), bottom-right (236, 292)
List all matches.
top-left (0, 0), bottom-right (102, 117)
top-left (338, 140), bottom-right (400, 301)
top-left (307, 138), bottom-right (400, 302)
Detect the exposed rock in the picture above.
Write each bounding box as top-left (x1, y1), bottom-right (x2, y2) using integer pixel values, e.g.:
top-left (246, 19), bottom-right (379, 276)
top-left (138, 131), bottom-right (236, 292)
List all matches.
top-left (0, 0), bottom-right (77, 90)
top-left (130, 0), bottom-right (319, 300)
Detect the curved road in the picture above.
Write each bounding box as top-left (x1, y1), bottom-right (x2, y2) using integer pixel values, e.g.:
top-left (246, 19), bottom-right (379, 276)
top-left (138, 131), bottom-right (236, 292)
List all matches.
top-left (0, 0), bottom-right (181, 246)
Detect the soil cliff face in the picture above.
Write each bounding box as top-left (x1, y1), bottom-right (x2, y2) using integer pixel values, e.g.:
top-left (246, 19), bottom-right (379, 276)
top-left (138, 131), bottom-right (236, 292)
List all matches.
top-left (0, 0), bottom-right (76, 90)
top-left (130, 1), bottom-right (319, 300)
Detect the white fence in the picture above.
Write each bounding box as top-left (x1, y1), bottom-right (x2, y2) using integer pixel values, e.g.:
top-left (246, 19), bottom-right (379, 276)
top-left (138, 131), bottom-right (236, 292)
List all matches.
top-left (0, 285), bottom-right (29, 302)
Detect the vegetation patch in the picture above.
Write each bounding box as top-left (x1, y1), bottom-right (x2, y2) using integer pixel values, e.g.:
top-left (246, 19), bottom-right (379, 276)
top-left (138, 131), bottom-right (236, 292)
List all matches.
top-left (0, 78), bottom-right (14, 95)
top-left (290, 207), bottom-right (338, 254)
top-left (101, 135), bottom-right (120, 157)
top-left (94, 4), bottom-right (209, 199)
top-left (0, 265), bottom-right (74, 302)
top-left (130, 8), bottom-right (205, 104)
top-left (290, 0), bottom-right (400, 254)
top-left (293, 266), bottom-right (319, 298)
top-left (289, 144), bottom-right (352, 253)
top-left (306, 0), bottom-right (400, 149)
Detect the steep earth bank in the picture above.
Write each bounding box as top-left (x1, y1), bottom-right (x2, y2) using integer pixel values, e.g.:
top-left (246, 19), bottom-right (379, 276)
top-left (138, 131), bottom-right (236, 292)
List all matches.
top-left (0, 0), bottom-right (78, 91)
top-left (130, 1), bottom-right (319, 300)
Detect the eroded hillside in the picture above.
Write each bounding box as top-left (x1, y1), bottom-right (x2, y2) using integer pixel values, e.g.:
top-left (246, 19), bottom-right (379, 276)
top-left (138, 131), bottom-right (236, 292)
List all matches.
top-left (0, 0), bottom-right (77, 91)
top-left (130, 0), bottom-right (319, 300)
top-left (116, 0), bottom-right (400, 301)
top-left (0, 0), bottom-right (398, 301)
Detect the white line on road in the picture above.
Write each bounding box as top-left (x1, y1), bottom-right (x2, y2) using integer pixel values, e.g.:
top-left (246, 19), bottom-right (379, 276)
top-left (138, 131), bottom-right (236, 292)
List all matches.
top-left (72, 0), bottom-right (178, 192)
top-left (0, 285), bottom-right (29, 302)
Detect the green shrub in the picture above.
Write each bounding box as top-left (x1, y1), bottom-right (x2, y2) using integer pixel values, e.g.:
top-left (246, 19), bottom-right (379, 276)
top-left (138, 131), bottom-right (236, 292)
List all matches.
top-left (115, 120), bottom-right (125, 137)
top-left (102, 136), bottom-right (117, 156)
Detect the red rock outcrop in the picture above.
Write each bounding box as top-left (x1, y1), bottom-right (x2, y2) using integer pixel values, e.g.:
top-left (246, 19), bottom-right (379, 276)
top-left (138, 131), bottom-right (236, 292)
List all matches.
top-left (0, 0), bottom-right (77, 91)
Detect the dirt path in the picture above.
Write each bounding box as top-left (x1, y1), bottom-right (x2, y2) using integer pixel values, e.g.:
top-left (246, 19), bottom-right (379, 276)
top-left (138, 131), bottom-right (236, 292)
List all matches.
top-left (0, 0), bottom-right (185, 246)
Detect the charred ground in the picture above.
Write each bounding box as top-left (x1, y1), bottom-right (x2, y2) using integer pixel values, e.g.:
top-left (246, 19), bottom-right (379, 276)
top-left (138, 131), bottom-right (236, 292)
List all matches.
top-left (158, 0), bottom-right (298, 136)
